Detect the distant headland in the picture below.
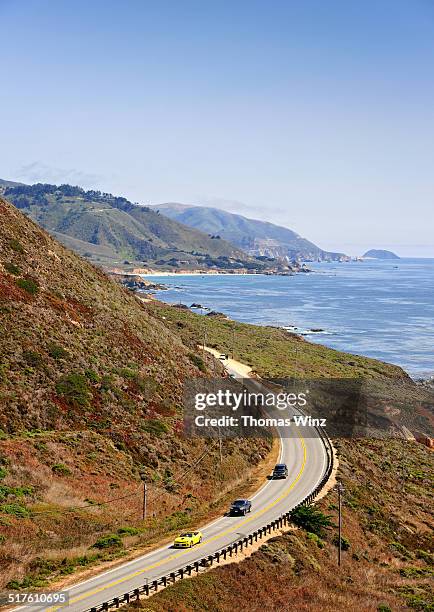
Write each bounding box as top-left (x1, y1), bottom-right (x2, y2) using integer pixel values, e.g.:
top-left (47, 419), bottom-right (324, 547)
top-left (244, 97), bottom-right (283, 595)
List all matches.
top-left (363, 249), bottom-right (400, 260)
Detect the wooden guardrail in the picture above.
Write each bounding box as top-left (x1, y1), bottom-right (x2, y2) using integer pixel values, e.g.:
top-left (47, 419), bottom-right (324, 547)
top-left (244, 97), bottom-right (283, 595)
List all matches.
top-left (85, 424), bottom-right (334, 612)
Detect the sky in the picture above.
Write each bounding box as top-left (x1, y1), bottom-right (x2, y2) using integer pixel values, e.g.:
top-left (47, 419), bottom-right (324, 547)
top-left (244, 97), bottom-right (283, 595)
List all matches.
top-left (1, 0), bottom-right (434, 256)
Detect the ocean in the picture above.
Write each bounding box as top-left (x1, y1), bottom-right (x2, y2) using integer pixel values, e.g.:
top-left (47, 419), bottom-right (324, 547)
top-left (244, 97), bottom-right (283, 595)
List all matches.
top-left (144, 258), bottom-right (434, 378)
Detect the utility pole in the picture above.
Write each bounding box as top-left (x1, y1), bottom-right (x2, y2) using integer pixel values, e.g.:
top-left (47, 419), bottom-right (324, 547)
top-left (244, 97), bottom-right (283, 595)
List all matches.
top-left (337, 481), bottom-right (345, 566)
top-left (142, 481), bottom-right (147, 520)
top-left (231, 327), bottom-right (235, 360)
top-left (218, 426), bottom-right (223, 463)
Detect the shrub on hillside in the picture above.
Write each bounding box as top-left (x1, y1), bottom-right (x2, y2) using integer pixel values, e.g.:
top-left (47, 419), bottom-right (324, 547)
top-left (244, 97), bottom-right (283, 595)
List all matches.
top-left (332, 534), bottom-right (351, 550)
top-left (189, 353), bottom-right (206, 372)
top-left (51, 463), bottom-right (72, 476)
top-left (0, 503), bottom-right (29, 518)
top-left (84, 369), bottom-right (99, 382)
top-left (117, 526), bottom-right (140, 536)
top-left (48, 344), bottom-right (69, 360)
top-left (55, 373), bottom-right (92, 408)
top-left (0, 484), bottom-right (33, 501)
top-left (140, 419), bottom-right (169, 437)
top-left (23, 351), bottom-right (43, 367)
top-left (290, 505), bottom-right (333, 537)
top-left (307, 532), bottom-right (325, 548)
top-left (3, 262), bottom-right (20, 275)
top-left (16, 277), bottom-right (39, 294)
top-left (9, 239), bottom-right (24, 253)
top-left (92, 534), bottom-right (122, 549)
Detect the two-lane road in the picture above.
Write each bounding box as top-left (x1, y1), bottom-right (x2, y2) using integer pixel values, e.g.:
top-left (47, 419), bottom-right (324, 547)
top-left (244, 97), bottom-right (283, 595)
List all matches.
top-left (20, 357), bottom-right (329, 612)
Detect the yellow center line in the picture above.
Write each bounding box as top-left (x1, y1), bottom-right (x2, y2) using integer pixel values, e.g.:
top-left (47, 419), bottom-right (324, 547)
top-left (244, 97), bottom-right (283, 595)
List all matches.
top-left (48, 434), bottom-right (307, 611)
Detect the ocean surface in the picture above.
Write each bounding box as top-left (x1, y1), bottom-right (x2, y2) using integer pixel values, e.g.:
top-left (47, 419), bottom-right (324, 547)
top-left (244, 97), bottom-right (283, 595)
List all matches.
top-left (144, 259), bottom-right (434, 378)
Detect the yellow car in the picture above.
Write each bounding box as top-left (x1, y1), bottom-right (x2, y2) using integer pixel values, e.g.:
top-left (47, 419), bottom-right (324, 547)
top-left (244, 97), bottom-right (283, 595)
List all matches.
top-left (173, 530), bottom-right (203, 548)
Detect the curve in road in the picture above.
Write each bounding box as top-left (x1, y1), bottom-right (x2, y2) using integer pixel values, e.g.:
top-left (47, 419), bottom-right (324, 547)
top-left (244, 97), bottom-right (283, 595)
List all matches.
top-left (20, 356), bottom-right (329, 612)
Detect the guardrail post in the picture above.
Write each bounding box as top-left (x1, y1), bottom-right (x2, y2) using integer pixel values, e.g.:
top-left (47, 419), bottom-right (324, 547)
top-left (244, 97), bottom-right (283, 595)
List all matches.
top-left (216, 552), bottom-right (220, 563)
top-left (194, 561), bottom-right (199, 573)
top-left (102, 603), bottom-right (108, 611)
top-left (223, 548), bottom-right (227, 560)
top-left (153, 580), bottom-right (158, 592)
top-left (180, 568), bottom-right (184, 579)
top-left (162, 576), bottom-right (167, 587)
top-left (144, 584), bottom-right (149, 596)
top-left (114, 597), bottom-right (119, 608)
top-left (170, 572), bottom-right (176, 583)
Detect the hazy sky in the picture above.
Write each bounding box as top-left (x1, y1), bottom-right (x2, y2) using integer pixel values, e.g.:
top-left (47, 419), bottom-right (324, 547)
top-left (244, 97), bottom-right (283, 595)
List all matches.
top-left (1, 0), bottom-right (434, 256)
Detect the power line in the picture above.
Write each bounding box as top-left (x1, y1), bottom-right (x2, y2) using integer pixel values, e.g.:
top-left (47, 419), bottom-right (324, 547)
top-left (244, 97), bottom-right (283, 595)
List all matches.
top-left (31, 440), bottom-right (220, 518)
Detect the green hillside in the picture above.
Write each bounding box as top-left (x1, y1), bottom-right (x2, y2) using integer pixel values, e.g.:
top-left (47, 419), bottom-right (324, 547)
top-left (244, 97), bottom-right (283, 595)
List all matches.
top-left (0, 182), bottom-right (273, 271)
top-left (153, 203), bottom-right (348, 262)
top-left (0, 196), bottom-right (271, 588)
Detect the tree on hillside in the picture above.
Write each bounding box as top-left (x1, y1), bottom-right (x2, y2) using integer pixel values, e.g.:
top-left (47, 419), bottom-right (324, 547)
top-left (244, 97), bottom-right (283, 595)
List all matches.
top-left (290, 505), bottom-right (333, 536)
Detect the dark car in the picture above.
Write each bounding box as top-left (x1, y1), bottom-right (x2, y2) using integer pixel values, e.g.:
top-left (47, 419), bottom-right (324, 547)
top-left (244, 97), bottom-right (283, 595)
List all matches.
top-left (229, 499), bottom-right (252, 516)
top-left (272, 463), bottom-right (288, 479)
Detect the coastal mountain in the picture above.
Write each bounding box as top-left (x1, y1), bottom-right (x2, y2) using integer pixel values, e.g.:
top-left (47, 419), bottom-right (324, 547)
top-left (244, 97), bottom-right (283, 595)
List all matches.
top-left (152, 203), bottom-right (348, 262)
top-left (0, 181), bottom-right (280, 272)
top-left (363, 249), bottom-right (400, 259)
